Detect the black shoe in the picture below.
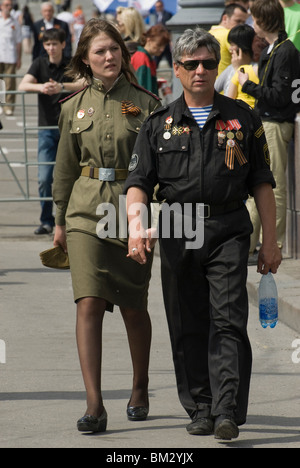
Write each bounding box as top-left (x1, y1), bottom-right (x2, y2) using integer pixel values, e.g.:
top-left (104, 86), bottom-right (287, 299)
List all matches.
top-left (214, 415), bottom-right (239, 440)
top-left (186, 416), bottom-right (214, 435)
top-left (34, 224), bottom-right (53, 235)
top-left (77, 408), bottom-right (107, 433)
top-left (127, 405), bottom-right (149, 421)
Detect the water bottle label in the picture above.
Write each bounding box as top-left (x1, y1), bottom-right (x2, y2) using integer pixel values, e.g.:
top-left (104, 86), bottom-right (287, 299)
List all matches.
top-left (259, 297), bottom-right (278, 323)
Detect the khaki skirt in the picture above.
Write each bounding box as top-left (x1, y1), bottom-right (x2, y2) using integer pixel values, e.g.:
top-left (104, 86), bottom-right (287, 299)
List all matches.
top-left (67, 230), bottom-right (153, 312)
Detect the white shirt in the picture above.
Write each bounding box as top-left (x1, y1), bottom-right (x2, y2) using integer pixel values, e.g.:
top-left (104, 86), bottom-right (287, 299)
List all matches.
top-left (0, 14), bottom-right (22, 64)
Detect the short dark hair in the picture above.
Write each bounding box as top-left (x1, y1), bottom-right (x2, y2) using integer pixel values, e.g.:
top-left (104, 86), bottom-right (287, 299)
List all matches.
top-left (250, 0), bottom-right (285, 33)
top-left (221, 3), bottom-right (248, 21)
top-left (228, 24), bottom-right (255, 58)
top-left (42, 28), bottom-right (66, 43)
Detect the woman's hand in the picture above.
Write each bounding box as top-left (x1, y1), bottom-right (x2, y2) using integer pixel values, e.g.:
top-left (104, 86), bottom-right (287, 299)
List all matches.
top-left (127, 228), bottom-right (158, 265)
top-left (54, 225), bottom-right (68, 253)
top-left (238, 69), bottom-right (249, 87)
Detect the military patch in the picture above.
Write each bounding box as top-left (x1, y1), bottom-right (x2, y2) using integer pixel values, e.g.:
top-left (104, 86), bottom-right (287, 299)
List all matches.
top-left (263, 143), bottom-right (270, 165)
top-left (128, 154), bottom-right (139, 172)
top-left (255, 125), bottom-right (264, 139)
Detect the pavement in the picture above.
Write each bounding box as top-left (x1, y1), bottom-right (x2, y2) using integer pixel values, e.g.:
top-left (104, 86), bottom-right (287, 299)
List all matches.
top-left (0, 1), bottom-right (300, 450)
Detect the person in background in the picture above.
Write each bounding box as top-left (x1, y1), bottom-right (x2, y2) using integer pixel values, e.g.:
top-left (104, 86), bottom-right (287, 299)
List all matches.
top-left (227, 24), bottom-right (259, 106)
top-left (0, 0), bottom-right (22, 116)
top-left (20, 5), bottom-right (34, 55)
top-left (52, 18), bottom-right (161, 433)
top-left (279, 0), bottom-right (300, 51)
top-left (116, 6), bottom-right (146, 55)
top-left (32, 1), bottom-right (72, 60)
top-left (215, 23), bottom-right (257, 95)
top-left (239, 0), bottom-right (300, 258)
top-left (154, 0), bottom-right (173, 68)
top-left (18, 28), bottom-right (85, 235)
top-left (209, 3), bottom-right (248, 76)
top-left (73, 4), bottom-right (85, 47)
top-left (57, 3), bottom-right (75, 42)
top-left (131, 24), bottom-right (170, 95)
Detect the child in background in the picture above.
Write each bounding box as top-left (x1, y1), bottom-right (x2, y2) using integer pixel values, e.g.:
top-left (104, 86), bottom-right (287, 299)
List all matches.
top-left (227, 24), bottom-right (259, 107)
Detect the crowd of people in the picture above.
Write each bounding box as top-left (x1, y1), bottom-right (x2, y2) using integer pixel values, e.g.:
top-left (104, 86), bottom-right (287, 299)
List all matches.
top-left (1, 0), bottom-right (300, 441)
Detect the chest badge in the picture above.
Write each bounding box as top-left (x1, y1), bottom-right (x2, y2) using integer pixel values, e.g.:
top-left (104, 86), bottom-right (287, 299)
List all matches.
top-left (87, 107), bottom-right (95, 117)
top-left (77, 109), bottom-right (85, 119)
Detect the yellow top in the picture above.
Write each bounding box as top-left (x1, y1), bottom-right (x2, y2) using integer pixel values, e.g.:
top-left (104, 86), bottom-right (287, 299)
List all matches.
top-left (209, 25), bottom-right (231, 77)
top-left (231, 64), bottom-right (259, 108)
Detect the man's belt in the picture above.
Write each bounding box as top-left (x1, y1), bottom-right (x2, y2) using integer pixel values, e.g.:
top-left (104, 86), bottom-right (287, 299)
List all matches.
top-left (174, 200), bottom-right (244, 219)
top-left (197, 200), bottom-right (244, 218)
top-left (81, 166), bottom-right (128, 181)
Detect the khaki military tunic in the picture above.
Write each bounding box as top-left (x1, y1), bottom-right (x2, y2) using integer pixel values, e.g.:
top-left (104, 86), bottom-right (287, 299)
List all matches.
top-left (53, 74), bottom-right (161, 310)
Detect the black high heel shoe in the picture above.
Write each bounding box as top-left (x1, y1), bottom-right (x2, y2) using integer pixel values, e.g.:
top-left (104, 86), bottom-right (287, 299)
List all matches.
top-left (77, 408), bottom-right (108, 433)
top-left (127, 403), bottom-right (149, 421)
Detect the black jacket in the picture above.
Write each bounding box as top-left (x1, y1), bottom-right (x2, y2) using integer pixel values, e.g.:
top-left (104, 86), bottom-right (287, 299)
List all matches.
top-left (124, 92), bottom-right (275, 206)
top-left (242, 32), bottom-right (300, 123)
top-left (32, 18), bottom-right (72, 61)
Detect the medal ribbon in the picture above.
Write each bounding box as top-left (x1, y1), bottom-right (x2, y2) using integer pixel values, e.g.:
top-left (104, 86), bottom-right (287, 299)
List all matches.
top-left (225, 140), bottom-right (247, 170)
top-left (121, 100), bottom-right (141, 116)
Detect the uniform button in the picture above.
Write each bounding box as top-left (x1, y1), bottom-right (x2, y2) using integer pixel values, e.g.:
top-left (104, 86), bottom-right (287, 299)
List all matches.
top-left (106, 94), bottom-right (110, 99)
top-left (76, 127), bottom-right (80, 132)
top-left (182, 146), bottom-right (186, 150)
top-left (106, 134), bottom-right (111, 140)
top-left (159, 147), bottom-right (163, 151)
top-left (136, 127), bottom-right (140, 131)
top-left (106, 114), bottom-right (110, 119)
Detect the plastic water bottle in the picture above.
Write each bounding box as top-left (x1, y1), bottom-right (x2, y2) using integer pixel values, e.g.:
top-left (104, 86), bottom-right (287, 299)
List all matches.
top-left (258, 272), bottom-right (278, 329)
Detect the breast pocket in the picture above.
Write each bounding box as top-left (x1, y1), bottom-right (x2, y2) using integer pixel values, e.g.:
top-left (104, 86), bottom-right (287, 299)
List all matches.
top-left (156, 137), bottom-right (189, 180)
top-left (70, 120), bottom-right (93, 135)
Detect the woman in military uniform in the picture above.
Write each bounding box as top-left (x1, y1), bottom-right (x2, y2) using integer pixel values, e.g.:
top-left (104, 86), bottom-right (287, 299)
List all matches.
top-left (52, 19), bottom-right (161, 433)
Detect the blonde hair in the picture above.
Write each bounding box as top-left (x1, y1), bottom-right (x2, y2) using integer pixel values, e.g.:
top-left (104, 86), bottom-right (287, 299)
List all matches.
top-left (116, 7), bottom-right (146, 43)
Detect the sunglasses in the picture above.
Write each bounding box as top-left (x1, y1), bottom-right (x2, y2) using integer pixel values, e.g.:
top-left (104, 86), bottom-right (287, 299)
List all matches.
top-left (177, 59), bottom-right (219, 71)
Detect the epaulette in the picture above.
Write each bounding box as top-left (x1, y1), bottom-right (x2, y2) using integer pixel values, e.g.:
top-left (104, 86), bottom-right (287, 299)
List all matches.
top-left (59, 85), bottom-right (89, 104)
top-left (236, 98), bottom-right (253, 113)
top-left (132, 82), bottom-right (161, 101)
top-left (148, 104), bottom-right (169, 118)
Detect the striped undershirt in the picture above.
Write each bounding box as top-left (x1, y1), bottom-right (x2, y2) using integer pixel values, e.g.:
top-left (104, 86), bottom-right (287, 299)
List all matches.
top-left (189, 105), bottom-right (213, 129)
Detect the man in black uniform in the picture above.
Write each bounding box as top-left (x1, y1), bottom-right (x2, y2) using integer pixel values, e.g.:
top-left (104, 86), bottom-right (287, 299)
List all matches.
top-left (124, 28), bottom-right (282, 441)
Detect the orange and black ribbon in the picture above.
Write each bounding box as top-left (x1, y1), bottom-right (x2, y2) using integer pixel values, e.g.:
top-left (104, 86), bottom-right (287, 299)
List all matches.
top-left (121, 100), bottom-right (141, 116)
top-left (225, 140), bottom-right (247, 170)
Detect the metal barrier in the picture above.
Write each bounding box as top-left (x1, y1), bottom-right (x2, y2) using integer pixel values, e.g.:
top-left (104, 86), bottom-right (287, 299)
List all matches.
top-left (0, 68), bottom-right (174, 203)
top-left (0, 80), bottom-right (58, 203)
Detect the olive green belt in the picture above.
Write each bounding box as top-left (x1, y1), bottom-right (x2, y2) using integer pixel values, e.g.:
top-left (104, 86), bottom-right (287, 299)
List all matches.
top-left (81, 166), bottom-right (128, 181)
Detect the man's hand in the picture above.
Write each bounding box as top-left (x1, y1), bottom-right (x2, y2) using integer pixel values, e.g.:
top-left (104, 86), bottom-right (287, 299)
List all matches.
top-left (257, 242), bottom-right (282, 275)
top-left (127, 228), bottom-right (157, 265)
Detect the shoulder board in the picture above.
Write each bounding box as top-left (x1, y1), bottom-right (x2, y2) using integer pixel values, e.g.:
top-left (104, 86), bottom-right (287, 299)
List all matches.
top-left (59, 85), bottom-right (89, 104)
top-left (235, 99), bottom-right (253, 113)
top-left (148, 105), bottom-right (169, 118)
top-left (131, 82), bottom-right (161, 102)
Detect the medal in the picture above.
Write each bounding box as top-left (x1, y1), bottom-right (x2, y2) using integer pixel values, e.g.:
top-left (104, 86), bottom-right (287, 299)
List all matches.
top-left (227, 131), bottom-right (235, 140)
top-left (163, 131), bottom-right (171, 140)
top-left (236, 130), bottom-right (244, 141)
top-left (227, 139), bottom-right (235, 148)
top-left (77, 109), bottom-right (85, 119)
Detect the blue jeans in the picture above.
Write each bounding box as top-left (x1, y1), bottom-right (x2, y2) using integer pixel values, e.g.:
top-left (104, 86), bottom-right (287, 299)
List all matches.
top-left (38, 129), bottom-right (60, 226)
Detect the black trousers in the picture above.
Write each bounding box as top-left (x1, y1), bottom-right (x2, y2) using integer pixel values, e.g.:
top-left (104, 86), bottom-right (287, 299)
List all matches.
top-left (159, 205), bottom-right (253, 425)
